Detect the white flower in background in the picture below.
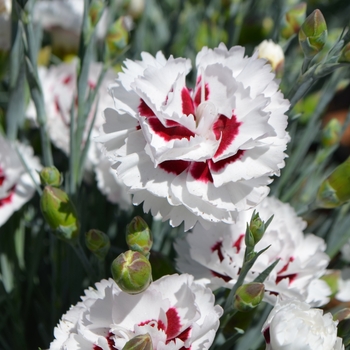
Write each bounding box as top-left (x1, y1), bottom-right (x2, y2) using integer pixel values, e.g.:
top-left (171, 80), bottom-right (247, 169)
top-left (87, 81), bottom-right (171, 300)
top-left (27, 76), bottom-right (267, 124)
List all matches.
top-left (33, 0), bottom-right (112, 52)
top-left (335, 268), bottom-right (350, 302)
top-left (26, 60), bottom-right (132, 208)
top-left (255, 40), bottom-right (285, 73)
top-left (262, 298), bottom-right (344, 350)
top-left (0, 0), bottom-right (11, 51)
top-left (340, 241), bottom-right (350, 262)
top-left (27, 60), bottom-right (108, 167)
top-left (0, 135), bottom-right (41, 227)
top-left (175, 196), bottom-right (330, 306)
top-left (98, 43), bottom-right (290, 230)
top-left (49, 274), bottom-right (223, 350)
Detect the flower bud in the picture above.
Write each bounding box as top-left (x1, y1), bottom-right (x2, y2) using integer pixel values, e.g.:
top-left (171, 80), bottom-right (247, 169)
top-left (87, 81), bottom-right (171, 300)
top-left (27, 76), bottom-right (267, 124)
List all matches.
top-left (111, 250), bottom-right (152, 294)
top-left (105, 17), bottom-right (129, 58)
top-left (321, 118), bottom-right (342, 148)
top-left (281, 3), bottom-right (307, 40)
top-left (39, 166), bottom-right (62, 187)
top-left (234, 282), bottom-right (265, 312)
top-left (299, 9), bottom-right (327, 58)
top-left (249, 212), bottom-right (265, 245)
top-left (40, 186), bottom-right (80, 242)
top-left (123, 333), bottom-right (153, 350)
top-left (338, 42), bottom-right (350, 63)
top-left (89, 0), bottom-right (104, 27)
top-left (126, 216), bottom-right (153, 258)
top-left (127, 0), bottom-right (145, 20)
top-left (85, 229), bottom-right (110, 260)
top-left (256, 40), bottom-right (284, 74)
top-left (333, 308), bottom-right (350, 323)
top-left (316, 157), bottom-right (350, 208)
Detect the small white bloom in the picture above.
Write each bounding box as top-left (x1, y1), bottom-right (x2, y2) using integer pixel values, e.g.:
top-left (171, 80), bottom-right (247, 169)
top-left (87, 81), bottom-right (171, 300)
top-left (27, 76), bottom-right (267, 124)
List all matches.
top-left (255, 40), bottom-right (285, 72)
top-left (175, 197), bottom-right (330, 306)
top-left (0, 135), bottom-right (41, 226)
top-left (49, 274), bottom-right (223, 350)
top-left (98, 43), bottom-right (290, 230)
top-left (262, 298), bottom-right (344, 350)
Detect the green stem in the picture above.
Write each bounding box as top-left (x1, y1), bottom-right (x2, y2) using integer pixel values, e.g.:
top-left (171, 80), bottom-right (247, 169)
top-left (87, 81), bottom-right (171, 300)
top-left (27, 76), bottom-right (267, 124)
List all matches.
top-left (71, 242), bottom-right (96, 281)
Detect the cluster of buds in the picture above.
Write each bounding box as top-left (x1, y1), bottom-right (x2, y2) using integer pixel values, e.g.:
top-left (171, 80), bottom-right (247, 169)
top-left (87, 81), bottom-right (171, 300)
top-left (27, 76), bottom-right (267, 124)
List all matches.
top-left (40, 166), bottom-right (80, 243)
top-left (111, 216), bottom-right (153, 294)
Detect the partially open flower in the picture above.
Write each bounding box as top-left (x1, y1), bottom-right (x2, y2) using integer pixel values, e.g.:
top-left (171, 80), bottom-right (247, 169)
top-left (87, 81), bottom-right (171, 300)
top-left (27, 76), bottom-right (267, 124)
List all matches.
top-left (262, 298), bottom-right (344, 350)
top-left (98, 43), bottom-right (290, 230)
top-left (255, 40), bottom-right (284, 73)
top-left (49, 274), bottom-right (223, 350)
top-left (0, 135), bottom-right (41, 227)
top-left (175, 196), bottom-right (330, 306)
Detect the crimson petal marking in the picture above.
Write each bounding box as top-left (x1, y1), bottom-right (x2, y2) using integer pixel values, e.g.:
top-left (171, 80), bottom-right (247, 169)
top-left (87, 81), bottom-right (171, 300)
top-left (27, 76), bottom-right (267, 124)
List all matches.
top-left (0, 185), bottom-right (15, 206)
top-left (181, 88), bottom-right (195, 116)
top-left (212, 114), bottom-right (241, 158)
top-left (93, 331), bottom-right (117, 350)
top-left (276, 273), bottom-right (297, 285)
top-left (263, 327), bottom-right (271, 344)
top-left (159, 160), bottom-right (190, 176)
top-left (189, 161), bottom-right (213, 183)
top-left (209, 150), bottom-right (245, 172)
top-left (210, 270), bottom-right (232, 283)
top-left (148, 118), bottom-right (195, 141)
top-left (62, 75), bottom-right (72, 85)
top-left (211, 241), bottom-right (224, 262)
top-left (138, 99), bottom-right (156, 117)
top-left (0, 175), bottom-right (4, 186)
top-left (194, 79), bottom-right (209, 108)
top-left (165, 308), bottom-right (182, 342)
top-left (232, 234), bottom-right (244, 253)
top-left (277, 257), bottom-right (294, 275)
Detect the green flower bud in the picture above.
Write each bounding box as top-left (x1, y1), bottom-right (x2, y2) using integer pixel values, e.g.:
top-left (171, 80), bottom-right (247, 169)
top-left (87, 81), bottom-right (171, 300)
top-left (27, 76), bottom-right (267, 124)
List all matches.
top-left (281, 3), bottom-right (307, 40)
top-left (333, 308), bottom-right (350, 323)
top-left (338, 42), bottom-right (350, 63)
top-left (40, 186), bottom-right (80, 242)
top-left (123, 333), bottom-right (153, 350)
top-left (246, 211), bottom-right (273, 249)
top-left (321, 118), bottom-right (342, 148)
top-left (85, 229), bottom-right (110, 260)
top-left (321, 270), bottom-right (340, 297)
top-left (126, 216), bottom-right (153, 258)
top-left (89, 0), bottom-right (105, 27)
top-left (299, 9), bottom-right (327, 58)
top-left (234, 282), bottom-right (265, 312)
top-left (39, 166), bottom-right (62, 187)
top-left (111, 250), bottom-right (152, 294)
top-left (249, 212), bottom-right (265, 245)
top-left (317, 157), bottom-right (350, 208)
top-left (105, 17), bottom-right (129, 58)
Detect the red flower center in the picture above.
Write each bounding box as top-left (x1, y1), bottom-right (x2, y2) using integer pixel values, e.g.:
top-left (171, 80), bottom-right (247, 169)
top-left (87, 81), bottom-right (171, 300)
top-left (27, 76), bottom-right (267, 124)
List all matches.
top-left (137, 77), bottom-right (244, 183)
top-left (0, 168), bottom-right (15, 207)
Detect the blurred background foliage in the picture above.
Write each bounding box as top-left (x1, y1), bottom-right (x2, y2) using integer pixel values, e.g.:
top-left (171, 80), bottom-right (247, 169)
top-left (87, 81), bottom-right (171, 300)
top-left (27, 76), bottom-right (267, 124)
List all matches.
top-left (1, 0), bottom-right (350, 349)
